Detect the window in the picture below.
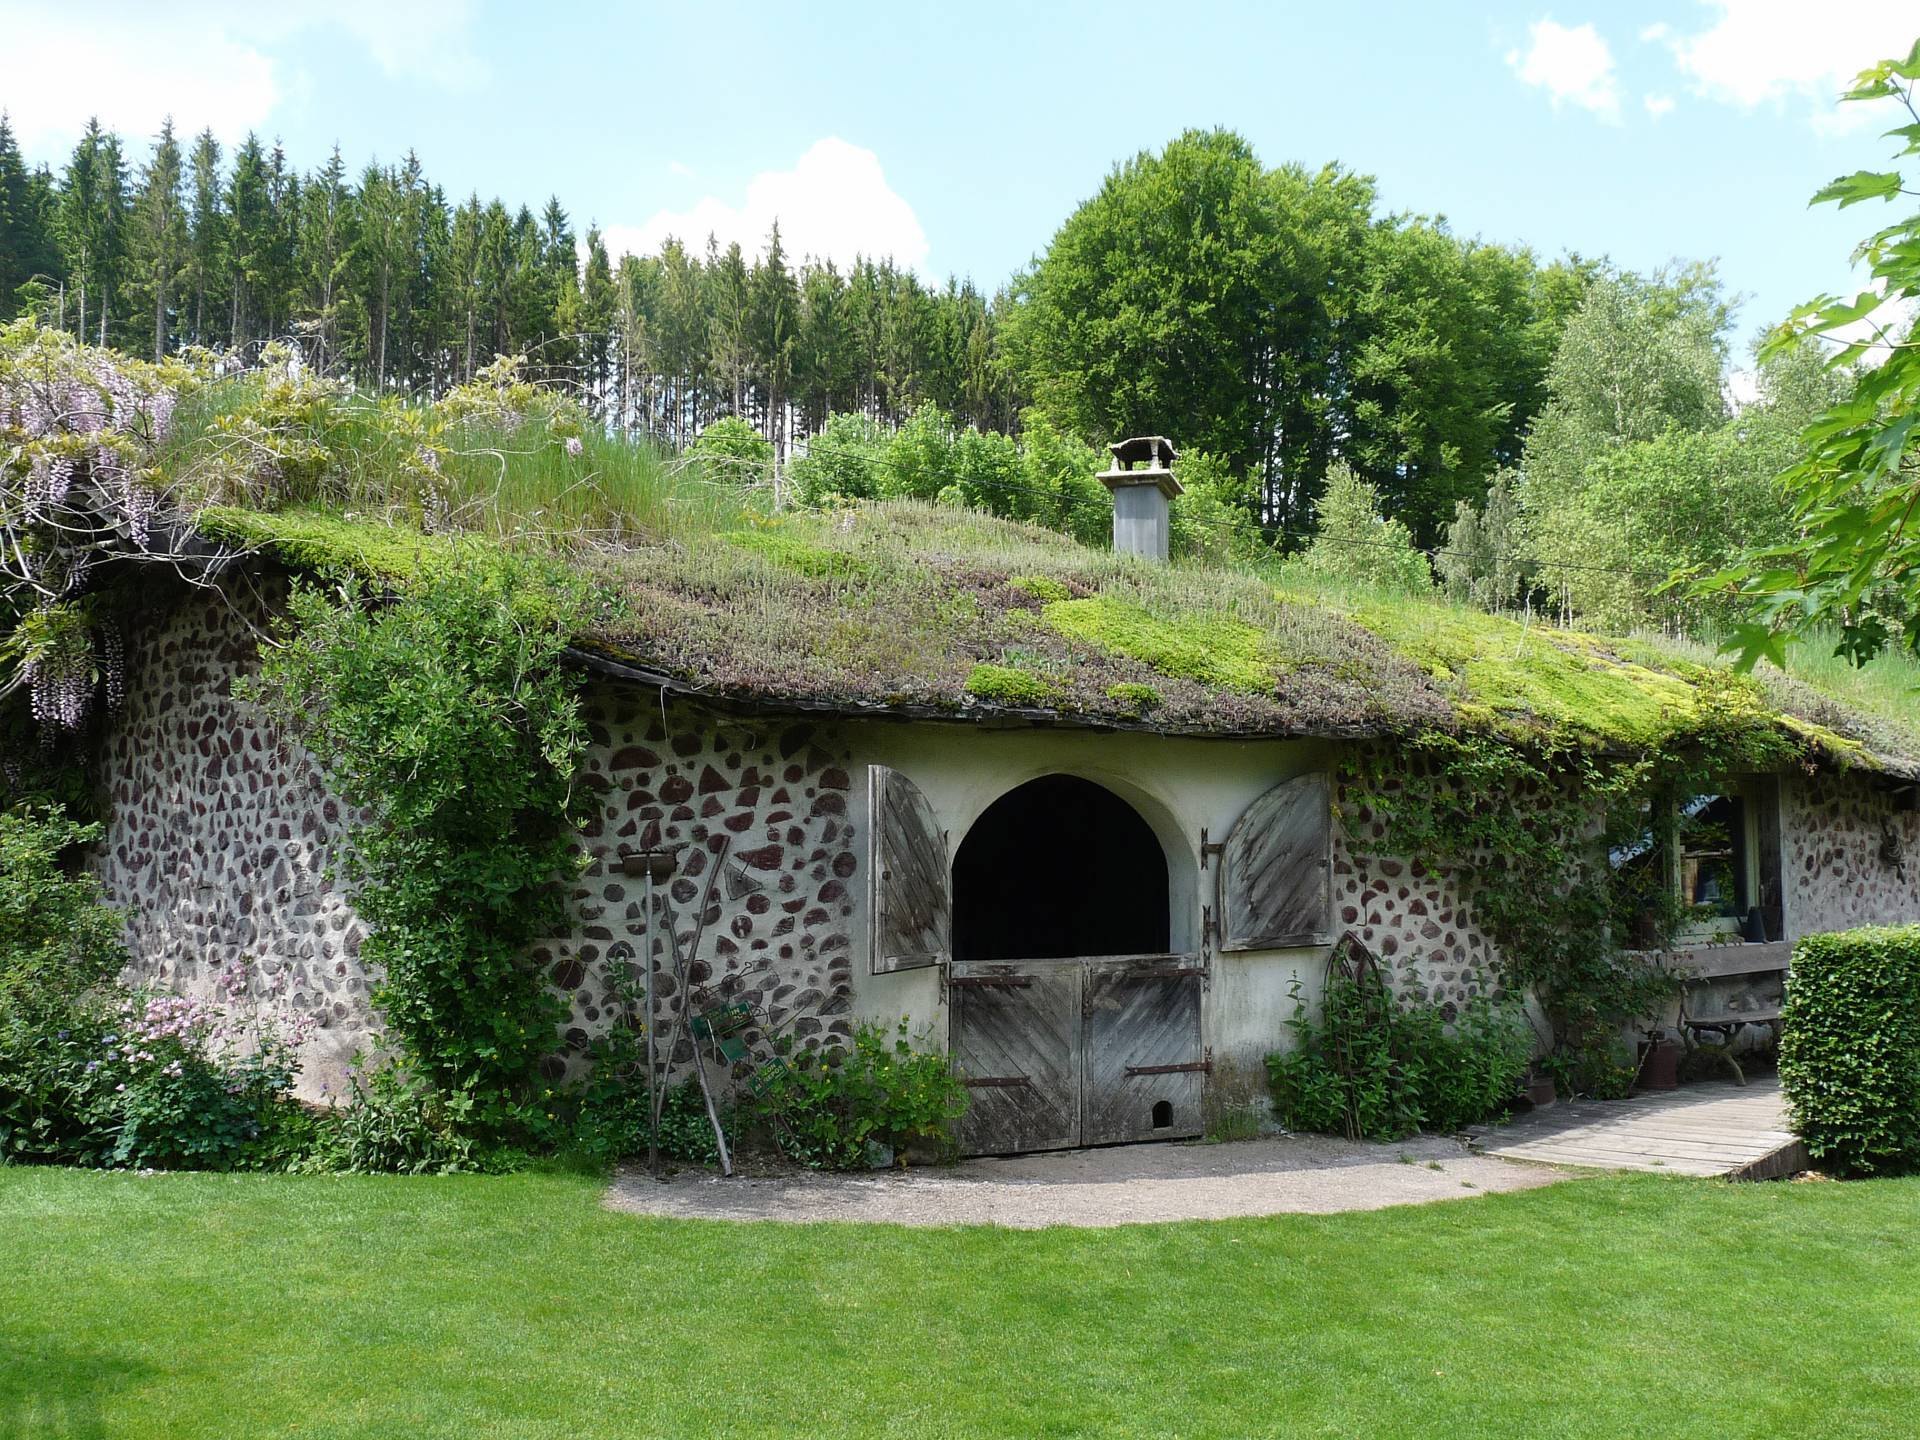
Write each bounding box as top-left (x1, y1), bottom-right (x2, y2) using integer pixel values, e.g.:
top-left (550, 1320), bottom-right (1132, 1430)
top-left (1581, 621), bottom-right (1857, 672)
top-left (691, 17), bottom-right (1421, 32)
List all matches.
top-left (1679, 794), bottom-right (1748, 922)
top-left (1611, 779), bottom-right (1781, 947)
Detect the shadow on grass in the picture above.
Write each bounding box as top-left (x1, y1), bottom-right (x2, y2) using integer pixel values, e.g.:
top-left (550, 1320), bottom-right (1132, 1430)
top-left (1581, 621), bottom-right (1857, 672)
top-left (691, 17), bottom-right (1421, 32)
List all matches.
top-left (0, 1333), bottom-right (148, 1440)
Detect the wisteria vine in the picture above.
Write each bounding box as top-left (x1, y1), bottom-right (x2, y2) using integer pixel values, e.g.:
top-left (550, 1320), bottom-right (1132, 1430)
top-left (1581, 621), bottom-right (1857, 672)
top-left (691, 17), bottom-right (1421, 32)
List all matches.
top-left (1, 320), bottom-right (202, 737)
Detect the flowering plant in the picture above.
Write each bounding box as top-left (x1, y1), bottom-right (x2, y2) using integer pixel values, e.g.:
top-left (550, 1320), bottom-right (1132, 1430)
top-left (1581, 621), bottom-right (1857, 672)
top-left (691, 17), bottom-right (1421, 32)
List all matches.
top-left (94, 958), bottom-right (316, 1169)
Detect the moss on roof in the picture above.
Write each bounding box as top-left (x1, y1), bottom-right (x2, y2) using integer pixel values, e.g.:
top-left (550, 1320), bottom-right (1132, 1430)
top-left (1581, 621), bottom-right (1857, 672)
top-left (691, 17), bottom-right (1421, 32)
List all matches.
top-left (204, 498), bottom-right (1920, 771)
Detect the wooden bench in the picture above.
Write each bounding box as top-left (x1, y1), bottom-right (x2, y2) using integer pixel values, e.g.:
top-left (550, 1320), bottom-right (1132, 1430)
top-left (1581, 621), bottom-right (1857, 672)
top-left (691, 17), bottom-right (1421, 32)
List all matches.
top-left (1668, 941), bottom-right (1792, 1086)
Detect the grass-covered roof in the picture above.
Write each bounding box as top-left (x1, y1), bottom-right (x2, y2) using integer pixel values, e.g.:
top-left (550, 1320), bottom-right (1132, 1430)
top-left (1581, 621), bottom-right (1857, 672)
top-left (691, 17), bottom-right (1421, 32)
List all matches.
top-left (106, 355), bottom-right (1906, 775)
top-left (201, 496), bottom-right (1920, 776)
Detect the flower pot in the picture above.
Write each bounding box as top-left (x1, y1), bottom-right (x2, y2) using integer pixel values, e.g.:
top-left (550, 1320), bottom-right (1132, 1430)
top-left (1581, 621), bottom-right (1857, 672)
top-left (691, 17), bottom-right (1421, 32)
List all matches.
top-left (1526, 1073), bottom-right (1558, 1109)
top-left (1638, 1038), bottom-right (1682, 1092)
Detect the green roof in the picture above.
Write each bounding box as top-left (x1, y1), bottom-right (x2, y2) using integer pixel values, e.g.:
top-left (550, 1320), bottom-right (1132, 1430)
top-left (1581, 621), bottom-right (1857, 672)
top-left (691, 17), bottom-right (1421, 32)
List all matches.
top-left (200, 500), bottom-right (1920, 774)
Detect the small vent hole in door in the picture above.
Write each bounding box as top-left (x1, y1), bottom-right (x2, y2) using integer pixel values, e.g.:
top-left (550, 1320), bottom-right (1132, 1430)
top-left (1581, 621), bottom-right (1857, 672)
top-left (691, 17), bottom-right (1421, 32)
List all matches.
top-left (1151, 1100), bottom-right (1173, 1130)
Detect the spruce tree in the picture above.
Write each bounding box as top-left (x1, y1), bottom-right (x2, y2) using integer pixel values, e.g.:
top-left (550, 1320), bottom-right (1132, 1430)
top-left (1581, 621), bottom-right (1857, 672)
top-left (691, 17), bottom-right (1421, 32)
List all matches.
top-left (131, 119), bottom-right (187, 359)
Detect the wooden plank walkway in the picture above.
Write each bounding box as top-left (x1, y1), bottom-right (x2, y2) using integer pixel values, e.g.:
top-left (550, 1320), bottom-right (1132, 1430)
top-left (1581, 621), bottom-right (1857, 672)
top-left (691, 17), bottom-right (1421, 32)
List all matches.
top-left (1468, 1077), bottom-right (1807, 1180)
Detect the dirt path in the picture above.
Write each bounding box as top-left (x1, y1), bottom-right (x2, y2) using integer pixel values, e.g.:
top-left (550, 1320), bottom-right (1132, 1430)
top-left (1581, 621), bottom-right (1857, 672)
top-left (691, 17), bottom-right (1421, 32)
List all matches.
top-left (603, 1132), bottom-right (1568, 1229)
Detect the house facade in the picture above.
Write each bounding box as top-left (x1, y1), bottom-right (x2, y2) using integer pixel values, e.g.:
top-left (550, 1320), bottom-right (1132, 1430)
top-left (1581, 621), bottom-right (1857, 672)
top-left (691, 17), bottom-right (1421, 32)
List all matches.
top-left (89, 575), bottom-right (1920, 1155)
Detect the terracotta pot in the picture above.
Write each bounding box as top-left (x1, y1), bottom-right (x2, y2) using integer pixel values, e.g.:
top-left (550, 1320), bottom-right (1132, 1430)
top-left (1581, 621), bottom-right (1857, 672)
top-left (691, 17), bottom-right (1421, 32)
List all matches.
top-left (1638, 1039), bottom-right (1682, 1092)
top-left (1526, 1073), bottom-right (1558, 1109)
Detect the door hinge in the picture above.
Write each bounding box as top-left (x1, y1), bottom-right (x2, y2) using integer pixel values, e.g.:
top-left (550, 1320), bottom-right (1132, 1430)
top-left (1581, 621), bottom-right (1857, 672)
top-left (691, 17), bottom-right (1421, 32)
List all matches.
top-left (1199, 828), bottom-right (1225, 870)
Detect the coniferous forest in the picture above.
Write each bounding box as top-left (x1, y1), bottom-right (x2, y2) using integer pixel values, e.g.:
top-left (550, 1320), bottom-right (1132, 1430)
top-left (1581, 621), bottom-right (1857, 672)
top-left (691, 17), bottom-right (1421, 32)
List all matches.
top-left (0, 115), bottom-right (1599, 539)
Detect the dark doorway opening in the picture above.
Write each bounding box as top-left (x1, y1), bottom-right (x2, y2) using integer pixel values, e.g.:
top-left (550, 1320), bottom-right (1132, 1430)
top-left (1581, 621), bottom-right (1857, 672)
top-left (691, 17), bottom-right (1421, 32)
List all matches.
top-left (952, 775), bottom-right (1170, 962)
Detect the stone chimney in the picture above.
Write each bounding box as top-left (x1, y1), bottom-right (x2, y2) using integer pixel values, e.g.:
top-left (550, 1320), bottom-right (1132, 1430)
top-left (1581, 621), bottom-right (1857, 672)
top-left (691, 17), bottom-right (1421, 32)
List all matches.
top-left (1097, 436), bottom-right (1182, 562)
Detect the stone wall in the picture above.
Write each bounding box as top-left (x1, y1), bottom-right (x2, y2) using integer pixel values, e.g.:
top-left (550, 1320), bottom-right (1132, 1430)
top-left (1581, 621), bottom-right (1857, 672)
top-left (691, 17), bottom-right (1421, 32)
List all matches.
top-left (1331, 768), bottom-right (1501, 1014)
top-left (92, 581), bottom-right (860, 1097)
top-left (93, 580), bottom-right (371, 1093)
top-left (536, 686), bottom-right (859, 1083)
top-left (1783, 769), bottom-right (1920, 937)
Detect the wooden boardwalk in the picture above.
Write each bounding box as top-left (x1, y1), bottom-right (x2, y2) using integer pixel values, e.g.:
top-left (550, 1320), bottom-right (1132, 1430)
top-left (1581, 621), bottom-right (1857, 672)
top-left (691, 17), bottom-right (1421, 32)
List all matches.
top-left (1469, 1077), bottom-right (1806, 1180)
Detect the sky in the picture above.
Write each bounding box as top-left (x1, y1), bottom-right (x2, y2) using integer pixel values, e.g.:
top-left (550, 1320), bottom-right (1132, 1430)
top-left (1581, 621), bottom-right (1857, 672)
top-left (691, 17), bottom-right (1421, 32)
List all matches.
top-left (4, 1), bottom-right (1916, 366)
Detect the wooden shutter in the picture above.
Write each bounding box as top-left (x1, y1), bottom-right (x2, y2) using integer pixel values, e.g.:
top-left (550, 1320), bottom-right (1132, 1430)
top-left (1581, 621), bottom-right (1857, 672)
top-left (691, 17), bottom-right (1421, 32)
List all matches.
top-left (868, 765), bottom-right (950, 972)
top-left (1218, 772), bottom-right (1333, 951)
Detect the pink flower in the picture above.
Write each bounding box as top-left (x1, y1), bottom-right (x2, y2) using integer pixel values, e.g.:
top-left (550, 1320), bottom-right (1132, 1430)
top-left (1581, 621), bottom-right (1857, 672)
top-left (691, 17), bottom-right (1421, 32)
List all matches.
top-left (565, 436), bottom-right (584, 458)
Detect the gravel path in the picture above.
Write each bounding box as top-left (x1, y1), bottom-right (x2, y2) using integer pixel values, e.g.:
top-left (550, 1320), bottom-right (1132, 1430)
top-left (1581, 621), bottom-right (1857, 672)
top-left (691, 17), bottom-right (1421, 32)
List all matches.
top-left (603, 1132), bottom-right (1568, 1229)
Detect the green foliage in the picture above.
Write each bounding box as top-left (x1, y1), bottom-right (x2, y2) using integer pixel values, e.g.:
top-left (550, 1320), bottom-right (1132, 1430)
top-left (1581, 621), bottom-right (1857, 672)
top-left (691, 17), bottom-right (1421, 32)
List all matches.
top-left (1041, 596), bottom-right (1273, 692)
top-left (1704, 45), bottom-right (1920, 670)
top-left (1, 809), bottom-right (315, 1169)
top-left (1265, 971), bottom-right (1533, 1141)
top-left (760, 1021), bottom-right (967, 1170)
top-left (1006, 574), bottom-right (1072, 604)
top-left (1519, 264), bottom-right (1734, 619)
top-left (964, 662), bottom-right (1058, 706)
top-left (1104, 681), bottom-right (1162, 714)
top-left (1294, 464), bottom-right (1432, 592)
top-left (1437, 468), bottom-right (1523, 611)
top-left (241, 561), bottom-right (592, 1135)
top-left (1780, 926), bottom-right (1920, 1176)
top-left (0, 808), bottom-right (127, 1161)
top-left (791, 411), bottom-right (891, 504)
top-left (1002, 128), bottom-right (1570, 542)
top-left (1340, 705), bottom-right (1793, 1096)
top-left (1168, 447), bottom-right (1260, 564)
top-left (315, 1058), bottom-right (490, 1175)
top-left (691, 415), bottom-right (775, 482)
top-left (790, 405), bottom-right (1108, 546)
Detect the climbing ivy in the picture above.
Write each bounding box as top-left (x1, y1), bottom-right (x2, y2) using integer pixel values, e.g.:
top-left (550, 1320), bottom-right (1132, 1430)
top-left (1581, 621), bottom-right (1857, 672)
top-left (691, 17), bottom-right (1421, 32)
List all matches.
top-left (1341, 673), bottom-right (1803, 1097)
top-left (242, 558), bottom-right (593, 1135)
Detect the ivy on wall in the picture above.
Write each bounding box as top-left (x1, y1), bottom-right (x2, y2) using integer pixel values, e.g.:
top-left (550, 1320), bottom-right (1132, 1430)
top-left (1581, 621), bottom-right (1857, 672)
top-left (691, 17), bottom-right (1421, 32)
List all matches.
top-left (242, 559), bottom-right (593, 1134)
top-left (1342, 672), bottom-right (1804, 1097)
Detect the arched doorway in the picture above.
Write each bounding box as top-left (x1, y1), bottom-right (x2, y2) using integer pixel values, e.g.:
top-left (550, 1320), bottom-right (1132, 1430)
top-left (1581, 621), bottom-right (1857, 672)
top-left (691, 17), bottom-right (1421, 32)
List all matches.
top-left (952, 774), bottom-right (1171, 962)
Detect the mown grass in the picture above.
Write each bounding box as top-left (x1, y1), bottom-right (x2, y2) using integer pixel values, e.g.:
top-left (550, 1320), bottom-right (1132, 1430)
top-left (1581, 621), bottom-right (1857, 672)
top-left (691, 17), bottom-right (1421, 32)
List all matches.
top-left (1, 1166), bottom-right (1916, 1439)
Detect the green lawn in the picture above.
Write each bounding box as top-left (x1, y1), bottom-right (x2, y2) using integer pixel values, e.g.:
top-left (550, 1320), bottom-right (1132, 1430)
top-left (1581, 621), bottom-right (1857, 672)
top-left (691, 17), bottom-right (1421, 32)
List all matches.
top-left (2, 1168), bottom-right (1915, 1439)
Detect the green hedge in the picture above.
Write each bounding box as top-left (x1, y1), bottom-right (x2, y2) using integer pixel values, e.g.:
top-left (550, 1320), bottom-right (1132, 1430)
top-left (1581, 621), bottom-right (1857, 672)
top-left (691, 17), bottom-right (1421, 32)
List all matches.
top-left (1780, 927), bottom-right (1920, 1176)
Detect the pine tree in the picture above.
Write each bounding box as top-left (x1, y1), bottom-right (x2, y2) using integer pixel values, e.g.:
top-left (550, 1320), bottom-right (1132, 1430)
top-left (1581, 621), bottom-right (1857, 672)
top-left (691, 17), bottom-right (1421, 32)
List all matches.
top-left (131, 119), bottom-right (187, 359)
top-left (184, 129), bottom-right (224, 347)
top-left (749, 221), bottom-right (799, 454)
top-left (57, 120), bottom-right (106, 341)
top-left (0, 113), bottom-right (42, 319)
top-left (296, 147), bottom-right (354, 371)
top-left (224, 135), bottom-right (271, 349)
top-left (581, 227), bottom-right (615, 405)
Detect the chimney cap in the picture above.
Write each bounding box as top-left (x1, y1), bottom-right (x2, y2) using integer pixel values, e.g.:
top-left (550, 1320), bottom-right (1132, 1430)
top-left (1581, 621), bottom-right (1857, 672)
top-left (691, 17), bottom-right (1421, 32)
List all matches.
top-left (1096, 435), bottom-right (1182, 497)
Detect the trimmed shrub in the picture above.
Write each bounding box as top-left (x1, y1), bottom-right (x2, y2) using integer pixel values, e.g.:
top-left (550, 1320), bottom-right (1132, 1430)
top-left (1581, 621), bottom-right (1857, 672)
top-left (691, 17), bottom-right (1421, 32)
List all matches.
top-left (1780, 927), bottom-right (1920, 1176)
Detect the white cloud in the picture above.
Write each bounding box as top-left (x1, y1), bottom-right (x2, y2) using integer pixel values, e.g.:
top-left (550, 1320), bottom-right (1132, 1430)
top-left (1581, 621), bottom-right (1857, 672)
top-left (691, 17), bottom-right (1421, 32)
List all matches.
top-left (667, 160), bottom-right (697, 178)
top-left (1644, 92), bottom-right (1677, 118)
top-left (1659, 1), bottom-right (1916, 130)
top-left (3, 1), bottom-right (482, 160)
top-left (603, 138), bottom-right (931, 273)
top-left (1506, 19), bottom-right (1623, 123)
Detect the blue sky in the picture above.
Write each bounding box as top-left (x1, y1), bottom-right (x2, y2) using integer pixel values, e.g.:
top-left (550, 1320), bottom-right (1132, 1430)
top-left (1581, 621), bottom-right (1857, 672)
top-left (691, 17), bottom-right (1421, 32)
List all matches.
top-left (8, 2), bottom-right (1916, 362)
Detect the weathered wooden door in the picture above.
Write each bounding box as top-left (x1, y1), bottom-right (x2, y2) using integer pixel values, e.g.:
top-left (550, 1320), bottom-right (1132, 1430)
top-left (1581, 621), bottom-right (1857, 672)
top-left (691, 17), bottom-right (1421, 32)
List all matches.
top-left (1082, 957), bottom-right (1207, 1145)
top-left (949, 962), bottom-right (1082, 1155)
top-left (950, 956), bottom-right (1206, 1155)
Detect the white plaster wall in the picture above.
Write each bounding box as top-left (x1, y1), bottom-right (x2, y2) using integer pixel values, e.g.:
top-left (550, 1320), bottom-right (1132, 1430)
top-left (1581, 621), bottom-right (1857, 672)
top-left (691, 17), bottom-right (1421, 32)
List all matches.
top-left (840, 720), bottom-right (1338, 1090)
